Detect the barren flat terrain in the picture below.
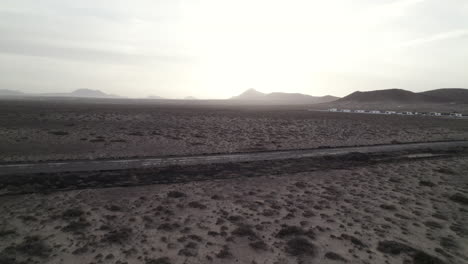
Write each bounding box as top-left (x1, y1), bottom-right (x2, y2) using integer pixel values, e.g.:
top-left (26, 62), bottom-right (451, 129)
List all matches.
top-left (1, 99), bottom-right (468, 162)
top-left (1, 156), bottom-right (467, 264)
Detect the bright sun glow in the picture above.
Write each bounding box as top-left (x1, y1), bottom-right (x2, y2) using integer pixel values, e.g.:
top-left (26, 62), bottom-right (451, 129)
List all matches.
top-left (174, 0), bottom-right (430, 97)
top-left (1, 0), bottom-right (467, 98)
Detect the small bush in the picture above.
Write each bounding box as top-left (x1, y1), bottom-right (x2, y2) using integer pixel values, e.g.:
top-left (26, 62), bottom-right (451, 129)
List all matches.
top-left (101, 227), bottom-right (132, 244)
top-left (146, 257), bottom-right (171, 264)
top-left (340, 234), bottom-right (367, 248)
top-left (128, 132), bottom-right (144, 136)
top-left (0, 230), bottom-right (16, 237)
top-left (419, 181), bottom-right (436, 187)
top-left (62, 219), bottom-right (90, 233)
top-left (249, 240), bottom-right (268, 251)
top-left (89, 138), bottom-right (105, 142)
top-left (49, 131), bottom-right (69, 136)
top-left (424, 221), bottom-right (443, 229)
top-left (167, 191), bottom-right (186, 198)
top-left (324, 252), bottom-right (347, 262)
top-left (216, 245), bottom-right (232, 259)
top-left (62, 208), bottom-right (84, 219)
top-left (285, 237), bottom-right (316, 256)
top-left (377, 240), bottom-right (415, 255)
top-left (232, 225), bottom-right (257, 239)
top-left (106, 205), bottom-right (122, 212)
top-left (110, 139), bottom-right (127, 143)
top-left (14, 236), bottom-right (52, 258)
top-left (158, 223), bottom-right (180, 232)
top-left (450, 193), bottom-right (468, 205)
top-left (380, 204), bottom-right (397, 211)
top-left (413, 251), bottom-right (445, 264)
top-left (276, 225), bottom-right (315, 240)
top-left (188, 201), bottom-right (207, 209)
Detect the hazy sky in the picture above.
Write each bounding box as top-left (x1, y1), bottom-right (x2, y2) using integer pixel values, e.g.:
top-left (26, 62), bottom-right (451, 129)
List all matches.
top-left (1, 0), bottom-right (467, 98)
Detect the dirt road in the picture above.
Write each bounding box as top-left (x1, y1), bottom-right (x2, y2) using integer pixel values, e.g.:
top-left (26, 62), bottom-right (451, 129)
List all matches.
top-left (1, 140), bottom-right (467, 176)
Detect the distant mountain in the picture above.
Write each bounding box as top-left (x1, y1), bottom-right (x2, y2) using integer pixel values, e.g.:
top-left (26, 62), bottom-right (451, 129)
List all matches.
top-left (233, 88), bottom-right (266, 100)
top-left (48, 88), bottom-right (120, 98)
top-left (419, 88), bottom-right (468, 104)
top-left (184, 96), bottom-right (197, 100)
top-left (0, 89), bottom-right (120, 98)
top-left (68, 89), bottom-right (117, 98)
top-left (0, 89), bottom-right (24, 96)
top-left (337, 89), bottom-right (442, 104)
top-left (147, 95), bottom-right (165, 99)
top-left (337, 89), bottom-right (441, 103)
top-left (231, 88), bottom-right (339, 104)
top-left (336, 88), bottom-right (468, 105)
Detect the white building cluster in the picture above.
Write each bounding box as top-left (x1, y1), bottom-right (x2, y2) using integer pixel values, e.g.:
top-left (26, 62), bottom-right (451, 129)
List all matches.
top-left (327, 108), bottom-right (464, 118)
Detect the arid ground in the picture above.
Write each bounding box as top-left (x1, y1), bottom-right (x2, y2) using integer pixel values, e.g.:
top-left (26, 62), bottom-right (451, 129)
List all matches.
top-left (1, 155), bottom-right (467, 264)
top-left (1, 99), bottom-right (468, 162)
top-left (0, 99), bottom-right (467, 264)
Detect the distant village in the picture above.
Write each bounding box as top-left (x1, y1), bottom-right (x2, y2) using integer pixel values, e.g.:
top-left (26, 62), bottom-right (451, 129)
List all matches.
top-left (327, 108), bottom-right (464, 118)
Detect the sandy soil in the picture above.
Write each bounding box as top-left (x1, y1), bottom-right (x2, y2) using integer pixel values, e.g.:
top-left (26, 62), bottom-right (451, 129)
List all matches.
top-left (1, 156), bottom-right (467, 264)
top-left (1, 100), bottom-right (468, 162)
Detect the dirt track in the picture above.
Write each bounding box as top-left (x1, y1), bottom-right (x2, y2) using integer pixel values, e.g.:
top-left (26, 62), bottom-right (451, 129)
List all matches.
top-left (1, 140), bottom-right (468, 176)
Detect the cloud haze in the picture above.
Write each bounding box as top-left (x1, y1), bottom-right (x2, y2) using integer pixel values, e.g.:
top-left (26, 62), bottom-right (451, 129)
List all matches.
top-left (0, 0), bottom-right (467, 98)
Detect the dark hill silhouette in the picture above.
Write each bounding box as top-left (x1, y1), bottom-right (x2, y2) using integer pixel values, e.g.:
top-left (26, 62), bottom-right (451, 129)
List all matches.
top-left (68, 89), bottom-right (115, 98)
top-left (0, 89), bottom-right (120, 98)
top-left (337, 89), bottom-right (443, 103)
top-left (419, 88), bottom-right (468, 104)
top-left (0, 89), bottom-right (24, 96)
top-left (232, 88), bottom-right (339, 104)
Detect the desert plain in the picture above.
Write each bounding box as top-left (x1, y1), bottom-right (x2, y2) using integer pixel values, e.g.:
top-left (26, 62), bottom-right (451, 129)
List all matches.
top-left (1, 99), bottom-right (468, 162)
top-left (0, 98), bottom-right (467, 264)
